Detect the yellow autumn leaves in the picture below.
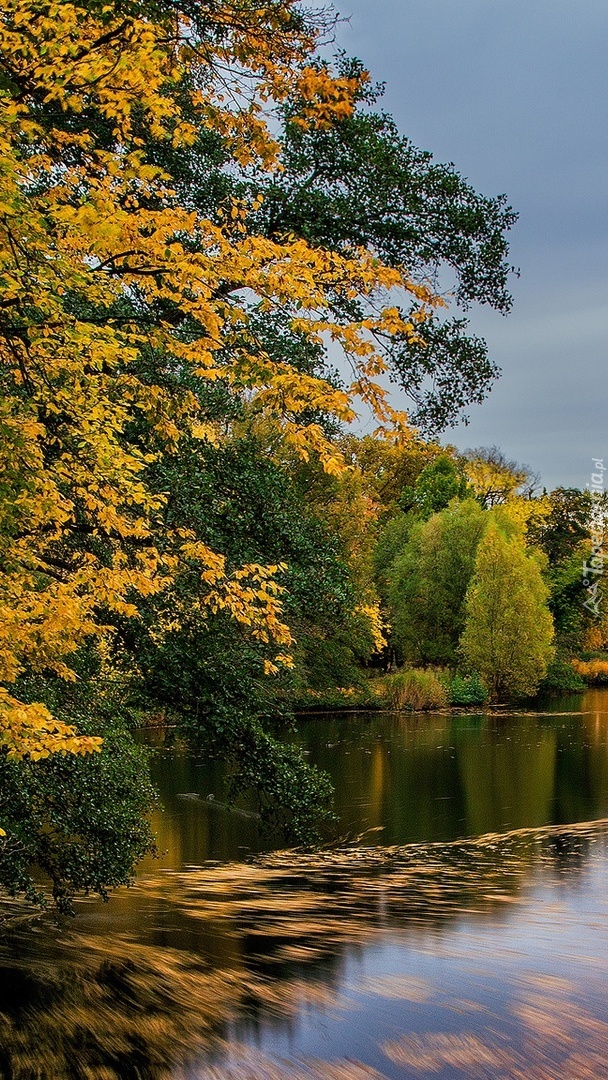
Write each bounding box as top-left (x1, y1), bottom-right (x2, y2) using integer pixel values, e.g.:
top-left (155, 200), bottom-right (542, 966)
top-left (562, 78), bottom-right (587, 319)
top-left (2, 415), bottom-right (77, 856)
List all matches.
top-left (0, 0), bottom-right (438, 761)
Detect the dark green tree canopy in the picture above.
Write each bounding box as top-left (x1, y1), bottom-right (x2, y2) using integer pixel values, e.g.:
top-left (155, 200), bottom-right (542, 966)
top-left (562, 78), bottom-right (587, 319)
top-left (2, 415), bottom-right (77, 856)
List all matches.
top-left (529, 487), bottom-right (593, 566)
top-left (252, 57), bottom-right (516, 431)
top-left (400, 454), bottom-right (473, 518)
top-left (263, 59), bottom-right (515, 311)
top-left (132, 57), bottom-right (516, 435)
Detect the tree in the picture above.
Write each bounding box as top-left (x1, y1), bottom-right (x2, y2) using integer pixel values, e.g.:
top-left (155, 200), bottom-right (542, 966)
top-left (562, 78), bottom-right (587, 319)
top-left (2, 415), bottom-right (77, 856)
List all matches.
top-left (400, 453), bottom-right (472, 518)
top-left (387, 499), bottom-right (488, 665)
top-left (126, 433), bottom-right (361, 834)
top-left (526, 487), bottom-right (608, 655)
top-left (529, 488), bottom-right (593, 566)
top-left (0, 717), bottom-right (156, 912)
top-left (149, 55), bottom-right (517, 435)
top-left (462, 447), bottom-right (540, 507)
top-left (0, 0), bottom-right (442, 764)
top-left (253, 57), bottom-right (517, 433)
top-left (460, 524), bottom-right (554, 700)
top-left (0, 0), bottom-right (519, 892)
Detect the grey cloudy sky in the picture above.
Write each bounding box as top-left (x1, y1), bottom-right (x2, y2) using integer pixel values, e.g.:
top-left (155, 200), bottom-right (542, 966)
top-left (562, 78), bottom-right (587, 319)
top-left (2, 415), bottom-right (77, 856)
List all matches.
top-left (335, 0), bottom-right (608, 491)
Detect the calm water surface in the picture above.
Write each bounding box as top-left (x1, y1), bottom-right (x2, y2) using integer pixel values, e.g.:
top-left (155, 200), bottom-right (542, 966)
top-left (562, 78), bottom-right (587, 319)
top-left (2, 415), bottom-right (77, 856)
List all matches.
top-left (4, 690), bottom-right (608, 1078)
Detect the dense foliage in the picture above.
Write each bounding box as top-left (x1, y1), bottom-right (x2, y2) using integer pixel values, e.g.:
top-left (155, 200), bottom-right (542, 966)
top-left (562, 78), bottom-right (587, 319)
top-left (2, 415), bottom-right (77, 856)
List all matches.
top-left (460, 524), bottom-right (555, 700)
top-left (387, 499), bottom-right (488, 666)
top-left (375, 449), bottom-right (606, 703)
top-left (6, 0), bottom-right (604, 910)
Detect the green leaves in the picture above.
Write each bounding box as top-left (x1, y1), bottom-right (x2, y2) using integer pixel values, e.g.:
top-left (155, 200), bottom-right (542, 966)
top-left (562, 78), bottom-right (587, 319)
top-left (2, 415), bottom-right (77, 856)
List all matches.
top-left (388, 499), bottom-right (488, 666)
top-left (461, 524), bottom-right (555, 701)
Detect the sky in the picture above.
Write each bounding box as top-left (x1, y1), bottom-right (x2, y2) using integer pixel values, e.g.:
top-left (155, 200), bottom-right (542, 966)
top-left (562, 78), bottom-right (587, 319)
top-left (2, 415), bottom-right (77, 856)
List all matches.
top-left (334, 0), bottom-right (608, 491)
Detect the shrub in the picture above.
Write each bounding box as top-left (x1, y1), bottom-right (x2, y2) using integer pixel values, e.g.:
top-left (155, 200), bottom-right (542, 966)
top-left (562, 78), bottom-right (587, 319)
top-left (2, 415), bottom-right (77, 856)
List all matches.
top-left (446, 673), bottom-right (488, 706)
top-left (381, 669), bottom-right (448, 711)
top-left (537, 657), bottom-right (587, 695)
top-left (571, 659), bottom-right (608, 685)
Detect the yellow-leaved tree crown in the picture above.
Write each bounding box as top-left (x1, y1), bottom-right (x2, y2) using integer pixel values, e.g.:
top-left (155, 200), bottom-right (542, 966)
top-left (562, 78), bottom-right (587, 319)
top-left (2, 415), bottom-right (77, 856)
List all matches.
top-left (0, 0), bottom-right (438, 763)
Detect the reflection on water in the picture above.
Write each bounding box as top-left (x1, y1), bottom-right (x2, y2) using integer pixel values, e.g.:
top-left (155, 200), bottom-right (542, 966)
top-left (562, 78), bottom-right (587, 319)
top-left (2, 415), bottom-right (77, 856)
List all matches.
top-left (3, 820), bottom-right (608, 1078)
top-left (148, 690), bottom-right (608, 865)
top-left (5, 691), bottom-right (608, 1078)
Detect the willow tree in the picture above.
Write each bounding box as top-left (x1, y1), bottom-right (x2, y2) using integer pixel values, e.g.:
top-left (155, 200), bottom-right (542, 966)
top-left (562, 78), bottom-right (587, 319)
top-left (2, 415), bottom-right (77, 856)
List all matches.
top-left (460, 524), bottom-right (554, 700)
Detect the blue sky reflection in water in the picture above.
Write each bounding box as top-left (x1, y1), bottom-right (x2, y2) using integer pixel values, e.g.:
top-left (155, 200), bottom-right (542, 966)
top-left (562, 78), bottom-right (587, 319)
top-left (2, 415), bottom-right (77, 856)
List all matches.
top-left (188, 822), bottom-right (608, 1079)
top-left (335, 1), bottom-right (608, 491)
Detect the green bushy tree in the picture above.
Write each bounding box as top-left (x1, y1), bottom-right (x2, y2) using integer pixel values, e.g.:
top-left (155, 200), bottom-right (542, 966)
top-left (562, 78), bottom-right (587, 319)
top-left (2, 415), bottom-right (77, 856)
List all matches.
top-left (460, 524), bottom-right (554, 700)
top-left (400, 454), bottom-right (473, 518)
top-left (388, 499), bottom-right (488, 665)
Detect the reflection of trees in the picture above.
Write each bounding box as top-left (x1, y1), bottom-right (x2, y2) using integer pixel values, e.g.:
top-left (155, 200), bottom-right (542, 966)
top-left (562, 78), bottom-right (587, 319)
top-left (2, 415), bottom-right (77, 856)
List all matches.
top-left (145, 700), bottom-right (608, 868)
top-left (0, 930), bottom-right (244, 1080)
top-left (142, 742), bottom-right (266, 872)
top-left (300, 708), bottom-right (608, 851)
top-left (2, 818), bottom-right (608, 1079)
top-left (546, 703), bottom-right (608, 827)
top-left (301, 714), bottom-right (469, 845)
top-left (455, 717), bottom-right (557, 834)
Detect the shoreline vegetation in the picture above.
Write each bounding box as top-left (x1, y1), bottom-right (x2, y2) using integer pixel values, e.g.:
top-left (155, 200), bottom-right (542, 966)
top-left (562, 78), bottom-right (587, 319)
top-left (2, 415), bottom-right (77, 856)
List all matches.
top-left (291, 659), bottom-right (608, 714)
top-left (135, 652), bottom-right (608, 724)
top-left (1, 0), bottom-right (607, 908)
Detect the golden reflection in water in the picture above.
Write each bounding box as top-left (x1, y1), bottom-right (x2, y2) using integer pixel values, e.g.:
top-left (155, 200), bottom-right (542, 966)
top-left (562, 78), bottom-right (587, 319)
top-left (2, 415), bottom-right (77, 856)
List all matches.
top-left (2, 818), bottom-right (608, 1079)
top-left (456, 718), bottom-right (557, 834)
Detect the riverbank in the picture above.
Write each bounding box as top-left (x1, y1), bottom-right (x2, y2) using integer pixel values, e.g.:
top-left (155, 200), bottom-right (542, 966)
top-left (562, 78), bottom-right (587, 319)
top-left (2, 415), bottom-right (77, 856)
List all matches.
top-left (292, 662), bottom-right (598, 714)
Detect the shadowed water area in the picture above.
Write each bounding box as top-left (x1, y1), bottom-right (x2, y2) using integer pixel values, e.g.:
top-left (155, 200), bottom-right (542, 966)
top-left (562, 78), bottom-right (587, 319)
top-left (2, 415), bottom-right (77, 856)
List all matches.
top-left (4, 690), bottom-right (608, 1078)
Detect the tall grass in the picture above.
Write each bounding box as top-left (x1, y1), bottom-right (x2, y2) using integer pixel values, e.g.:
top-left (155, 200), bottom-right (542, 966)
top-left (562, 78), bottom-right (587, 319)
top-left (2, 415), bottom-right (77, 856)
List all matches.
top-left (381, 669), bottom-right (448, 711)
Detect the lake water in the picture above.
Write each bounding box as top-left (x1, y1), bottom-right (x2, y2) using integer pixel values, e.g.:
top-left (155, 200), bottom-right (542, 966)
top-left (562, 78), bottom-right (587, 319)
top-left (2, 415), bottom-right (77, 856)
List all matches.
top-left (4, 691), bottom-right (608, 1078)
